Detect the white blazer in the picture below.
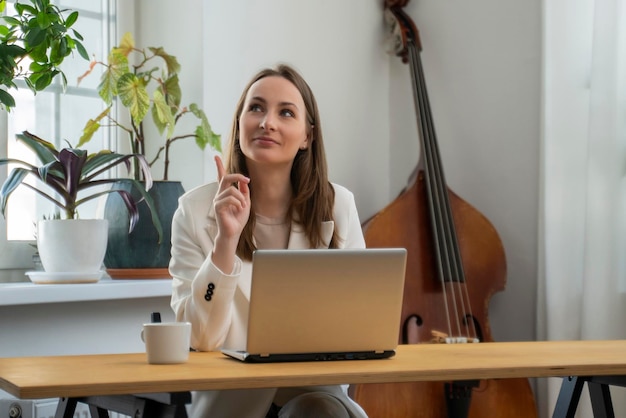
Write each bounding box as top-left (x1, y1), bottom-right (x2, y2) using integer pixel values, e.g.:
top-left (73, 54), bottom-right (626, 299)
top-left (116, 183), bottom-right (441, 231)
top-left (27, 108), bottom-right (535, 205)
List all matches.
top-left (169, 182), bottom-right (368, 418)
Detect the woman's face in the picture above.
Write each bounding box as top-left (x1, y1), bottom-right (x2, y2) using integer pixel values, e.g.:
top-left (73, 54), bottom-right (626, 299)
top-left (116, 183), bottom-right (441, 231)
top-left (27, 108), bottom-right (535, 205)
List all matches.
top-left (238, 76), bottom-right (309, 169)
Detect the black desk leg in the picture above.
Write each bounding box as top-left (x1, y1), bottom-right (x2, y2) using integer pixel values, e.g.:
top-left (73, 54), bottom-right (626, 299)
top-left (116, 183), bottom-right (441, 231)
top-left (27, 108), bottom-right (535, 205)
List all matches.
top-left (88, 404), bottom-right (111, 418)
top-left (54, 397), bottom-right (78, 418)
top-left (588, 381), bottom-right (615, 418)
top-left (552, 376), bottom-right (585, 418)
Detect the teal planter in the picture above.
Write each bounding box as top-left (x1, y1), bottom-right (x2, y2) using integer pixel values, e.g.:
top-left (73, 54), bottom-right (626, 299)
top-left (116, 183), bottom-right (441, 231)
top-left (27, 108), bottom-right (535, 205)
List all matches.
top-left (103, 181), bottom-right (184, 270)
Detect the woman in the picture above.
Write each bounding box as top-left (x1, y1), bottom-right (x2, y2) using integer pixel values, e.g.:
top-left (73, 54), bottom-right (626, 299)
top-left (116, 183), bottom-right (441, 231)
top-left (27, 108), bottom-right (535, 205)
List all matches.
top-left (169, 64), bottom-right (368, 418)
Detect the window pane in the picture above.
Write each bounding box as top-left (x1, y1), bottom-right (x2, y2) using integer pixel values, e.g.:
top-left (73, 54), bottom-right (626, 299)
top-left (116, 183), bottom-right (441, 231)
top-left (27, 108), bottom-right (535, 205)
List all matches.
top-left (6, 89), bottom-right (51, 241)
top-left (59, 4), bottom-right (110, 91)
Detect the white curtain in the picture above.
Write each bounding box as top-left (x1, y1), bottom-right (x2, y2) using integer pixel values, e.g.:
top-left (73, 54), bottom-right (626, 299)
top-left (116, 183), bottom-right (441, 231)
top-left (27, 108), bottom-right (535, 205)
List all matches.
top-left (539, 0), bottom-right (626, 417)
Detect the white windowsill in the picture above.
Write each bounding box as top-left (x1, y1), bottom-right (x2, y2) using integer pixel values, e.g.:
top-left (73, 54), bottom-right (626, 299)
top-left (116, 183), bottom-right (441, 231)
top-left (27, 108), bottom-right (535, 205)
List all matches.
top-left (0, 275), bottom-right (173, 306)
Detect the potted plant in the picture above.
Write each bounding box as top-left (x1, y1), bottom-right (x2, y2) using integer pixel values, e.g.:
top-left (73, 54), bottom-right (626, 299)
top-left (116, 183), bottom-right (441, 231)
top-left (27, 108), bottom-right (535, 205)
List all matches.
top-left (0, 131), bottom-right (160, 279)
top-left (77, 32), bottom-right (221, 275)
top-left (0, 0), bottom-right (88, 110)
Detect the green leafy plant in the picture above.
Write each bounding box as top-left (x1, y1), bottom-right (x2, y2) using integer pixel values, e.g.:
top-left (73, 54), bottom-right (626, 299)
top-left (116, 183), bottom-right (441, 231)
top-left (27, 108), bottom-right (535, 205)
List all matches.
top-left (0, 0), bottom-right (88, 110)
top-left (78, 32), bottom-right (221, 181)
top-left (0, 130), bottom-right (162, 236)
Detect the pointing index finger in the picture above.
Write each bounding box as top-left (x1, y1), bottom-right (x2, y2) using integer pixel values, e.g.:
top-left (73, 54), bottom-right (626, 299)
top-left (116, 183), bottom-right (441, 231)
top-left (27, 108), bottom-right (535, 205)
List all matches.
top-left (215, 155), bottom-right (226, 182)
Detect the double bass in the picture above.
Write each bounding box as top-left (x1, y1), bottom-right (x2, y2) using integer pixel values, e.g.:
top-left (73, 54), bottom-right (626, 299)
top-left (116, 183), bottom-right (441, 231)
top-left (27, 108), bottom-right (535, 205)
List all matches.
top-left (349, 2), bottom-right (538, 417)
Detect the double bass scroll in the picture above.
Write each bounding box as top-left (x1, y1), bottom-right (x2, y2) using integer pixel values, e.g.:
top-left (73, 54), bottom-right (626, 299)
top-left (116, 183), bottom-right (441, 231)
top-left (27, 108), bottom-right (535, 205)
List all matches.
top-left (349, 2), bottom-right (538, 417)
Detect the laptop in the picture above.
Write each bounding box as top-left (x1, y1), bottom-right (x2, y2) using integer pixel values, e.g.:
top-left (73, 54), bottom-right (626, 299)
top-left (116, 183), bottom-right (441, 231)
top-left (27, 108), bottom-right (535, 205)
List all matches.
top-left (221, 247), bottom-right (407, 363)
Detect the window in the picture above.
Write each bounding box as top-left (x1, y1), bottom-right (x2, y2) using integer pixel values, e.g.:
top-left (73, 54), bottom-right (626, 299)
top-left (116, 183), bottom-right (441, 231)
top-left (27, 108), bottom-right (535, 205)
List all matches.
top-left (0, 1), bottom-right (117, 270)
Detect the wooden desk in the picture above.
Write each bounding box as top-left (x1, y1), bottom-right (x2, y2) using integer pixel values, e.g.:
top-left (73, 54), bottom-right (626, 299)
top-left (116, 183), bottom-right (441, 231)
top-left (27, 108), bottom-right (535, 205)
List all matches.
top-left (1, 340), bottom-right (626, 417)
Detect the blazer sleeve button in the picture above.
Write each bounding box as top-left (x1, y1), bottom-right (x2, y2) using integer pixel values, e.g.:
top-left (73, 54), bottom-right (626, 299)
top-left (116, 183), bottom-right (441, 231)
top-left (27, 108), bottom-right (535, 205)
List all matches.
top-left (204, 294), bottom-right (212, 301)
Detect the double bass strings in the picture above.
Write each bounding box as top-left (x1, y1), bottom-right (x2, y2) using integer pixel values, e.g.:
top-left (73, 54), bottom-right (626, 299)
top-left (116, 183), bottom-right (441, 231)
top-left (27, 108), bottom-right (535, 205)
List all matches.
top-left (406, 30), bottom-right (479, 344)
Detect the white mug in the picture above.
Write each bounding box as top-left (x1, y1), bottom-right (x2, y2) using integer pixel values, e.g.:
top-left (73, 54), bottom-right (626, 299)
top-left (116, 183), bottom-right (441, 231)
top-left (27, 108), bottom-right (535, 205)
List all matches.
top-left (141, 322), bottom-right (191, 364)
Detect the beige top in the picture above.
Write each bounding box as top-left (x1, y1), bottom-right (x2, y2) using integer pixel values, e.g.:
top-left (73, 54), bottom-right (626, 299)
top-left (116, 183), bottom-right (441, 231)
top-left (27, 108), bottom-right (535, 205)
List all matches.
top-left (254, 213), bottom-right (290, 250)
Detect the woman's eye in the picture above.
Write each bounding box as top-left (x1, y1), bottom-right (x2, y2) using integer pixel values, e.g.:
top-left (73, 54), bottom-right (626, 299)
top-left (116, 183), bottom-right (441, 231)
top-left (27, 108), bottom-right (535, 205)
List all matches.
top-left (281, 109), bottom-right (295, 117)
top-left (249, 104), bottom-right (263, 112)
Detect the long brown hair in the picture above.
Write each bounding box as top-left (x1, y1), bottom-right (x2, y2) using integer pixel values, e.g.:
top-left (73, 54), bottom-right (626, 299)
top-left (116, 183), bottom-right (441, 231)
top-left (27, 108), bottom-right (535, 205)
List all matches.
top-left (224, 64), bottom-right (339, 260)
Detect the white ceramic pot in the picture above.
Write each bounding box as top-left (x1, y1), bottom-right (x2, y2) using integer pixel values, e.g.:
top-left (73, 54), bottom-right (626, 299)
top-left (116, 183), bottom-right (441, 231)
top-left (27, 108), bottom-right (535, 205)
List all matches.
top-left (37, 219), bottom-right (108, 273)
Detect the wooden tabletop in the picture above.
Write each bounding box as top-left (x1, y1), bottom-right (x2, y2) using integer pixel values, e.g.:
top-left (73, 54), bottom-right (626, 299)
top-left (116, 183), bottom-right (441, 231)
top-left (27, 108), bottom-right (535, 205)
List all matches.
top-left (2, 340), bottom-right (626, 400)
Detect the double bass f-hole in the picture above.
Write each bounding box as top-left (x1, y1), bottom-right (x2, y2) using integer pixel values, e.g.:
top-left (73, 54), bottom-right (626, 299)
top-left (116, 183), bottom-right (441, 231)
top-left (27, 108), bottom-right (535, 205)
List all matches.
top-left (401, 313), bottom-right (484, 345)
top-left (348, 2), bottom-right (538, 417)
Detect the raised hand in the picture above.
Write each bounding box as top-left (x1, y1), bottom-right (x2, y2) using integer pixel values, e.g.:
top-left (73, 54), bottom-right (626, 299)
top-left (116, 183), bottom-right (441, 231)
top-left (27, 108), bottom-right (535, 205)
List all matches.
top-left (211, 155), bottom-right (251, 272)
top-left (213, 155), bottom-right (251, 240)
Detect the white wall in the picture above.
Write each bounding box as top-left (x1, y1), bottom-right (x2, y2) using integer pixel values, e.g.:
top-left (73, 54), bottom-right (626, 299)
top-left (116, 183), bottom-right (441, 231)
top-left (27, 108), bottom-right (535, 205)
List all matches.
top-left (201, 0), bottom-right (392, 215)
top-left (199, 0), bottom-right (541, 343)
top-left (403, 1), bottom-right (541, 343)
